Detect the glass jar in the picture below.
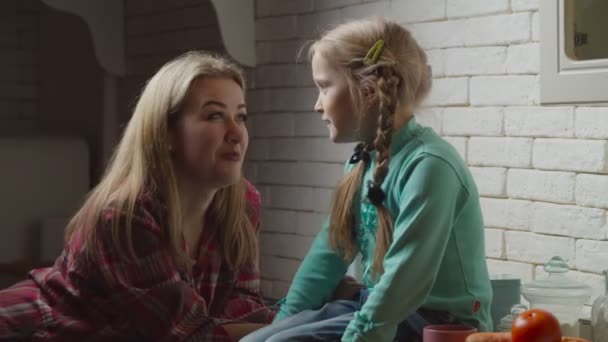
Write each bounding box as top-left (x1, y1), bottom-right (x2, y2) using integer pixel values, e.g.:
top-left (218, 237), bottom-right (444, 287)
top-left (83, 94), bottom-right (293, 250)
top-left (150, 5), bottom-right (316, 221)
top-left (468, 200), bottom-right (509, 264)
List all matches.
top-left (521, 256), bottom-right (591, 337)
top-left (497, 304), bottom-right (528, 332)
top-left (591, 270), bottom-right (608, 342)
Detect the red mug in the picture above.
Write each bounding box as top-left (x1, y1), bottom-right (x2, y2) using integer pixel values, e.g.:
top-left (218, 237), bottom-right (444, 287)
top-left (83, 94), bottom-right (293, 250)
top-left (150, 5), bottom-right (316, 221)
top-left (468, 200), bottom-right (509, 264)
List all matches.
top-left (422, 324), bottom-right (478, 342)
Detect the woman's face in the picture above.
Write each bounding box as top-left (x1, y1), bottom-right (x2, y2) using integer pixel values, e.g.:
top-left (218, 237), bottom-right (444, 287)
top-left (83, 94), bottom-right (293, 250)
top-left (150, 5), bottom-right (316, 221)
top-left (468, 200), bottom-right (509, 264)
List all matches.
top-left (170, 76), bottom-right (249, 190)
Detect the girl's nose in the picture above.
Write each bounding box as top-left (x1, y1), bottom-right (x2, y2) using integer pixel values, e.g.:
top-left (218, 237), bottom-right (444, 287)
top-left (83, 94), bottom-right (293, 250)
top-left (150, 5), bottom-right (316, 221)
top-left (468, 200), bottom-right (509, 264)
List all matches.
top-left (314, 95), bottom-right (323, 113)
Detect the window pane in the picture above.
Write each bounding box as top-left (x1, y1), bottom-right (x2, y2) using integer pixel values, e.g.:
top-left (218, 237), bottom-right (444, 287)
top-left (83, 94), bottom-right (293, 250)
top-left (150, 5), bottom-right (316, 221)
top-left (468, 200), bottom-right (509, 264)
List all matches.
top-left (564, 0), bottom-right (608, 61)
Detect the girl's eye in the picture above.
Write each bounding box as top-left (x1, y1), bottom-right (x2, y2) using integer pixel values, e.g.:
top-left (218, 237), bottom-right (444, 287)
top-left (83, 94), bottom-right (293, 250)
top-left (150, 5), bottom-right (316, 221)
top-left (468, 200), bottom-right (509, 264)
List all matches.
top-left (319, 81), bottom-right (330, 89)
top-left (237, 113), bottom-right (248, 122)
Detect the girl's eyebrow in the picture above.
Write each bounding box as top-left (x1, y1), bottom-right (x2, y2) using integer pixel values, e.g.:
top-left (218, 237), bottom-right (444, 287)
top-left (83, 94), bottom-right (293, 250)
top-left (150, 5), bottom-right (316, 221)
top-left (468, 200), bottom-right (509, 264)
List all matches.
top-left (314, 77), bottom-right (330, 85)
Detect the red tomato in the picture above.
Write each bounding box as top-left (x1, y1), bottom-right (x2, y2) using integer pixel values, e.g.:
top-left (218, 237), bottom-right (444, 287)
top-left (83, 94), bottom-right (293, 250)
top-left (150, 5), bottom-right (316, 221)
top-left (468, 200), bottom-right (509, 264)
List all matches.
top-left (511, 308), bottom-right (561, 342)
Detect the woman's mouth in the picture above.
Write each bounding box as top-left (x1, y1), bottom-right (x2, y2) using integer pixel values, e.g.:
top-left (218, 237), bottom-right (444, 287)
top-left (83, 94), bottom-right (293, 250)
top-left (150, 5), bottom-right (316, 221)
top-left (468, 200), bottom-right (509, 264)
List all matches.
top-left (221, 152), bottom-right (241, 161)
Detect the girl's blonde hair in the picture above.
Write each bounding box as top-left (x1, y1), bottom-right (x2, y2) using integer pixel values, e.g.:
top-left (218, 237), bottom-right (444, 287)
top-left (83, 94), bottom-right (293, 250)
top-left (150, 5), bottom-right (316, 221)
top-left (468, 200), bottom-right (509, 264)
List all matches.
top-left (310, 17), bottom-right (432, 276)
top-left (65, 51), bottom-right (257, 270)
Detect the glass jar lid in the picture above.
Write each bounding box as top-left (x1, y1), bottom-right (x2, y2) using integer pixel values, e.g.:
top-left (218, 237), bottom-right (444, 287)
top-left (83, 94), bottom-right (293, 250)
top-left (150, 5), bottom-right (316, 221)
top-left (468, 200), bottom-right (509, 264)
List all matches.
top-left (521, 256), bottom-right (591, 306)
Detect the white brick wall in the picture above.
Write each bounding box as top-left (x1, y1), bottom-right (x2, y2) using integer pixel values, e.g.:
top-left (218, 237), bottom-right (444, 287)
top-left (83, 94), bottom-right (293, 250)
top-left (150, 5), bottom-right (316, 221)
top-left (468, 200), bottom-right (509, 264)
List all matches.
top-left (533, 139), bottom-right (608, 173)
top-left (576, 108), bottom-right (608, 139)
top-left (256, 16), bottom-right (298, 40)
top-left (296, 211), bottom-right (326, 236)
top-left (314, 0), bottom-right (365, 11)
top-left (443, 107), bottom-right (503, 136)
top-left (390, 0), bottom-right (446, 23)
top-left (294, 112), bottom-right (330, 137)
top-left (297, 10), bottom-right (343, 39)
top-left (415, 107), bottom-right (443, 133)
top-left (424, 77), bottom-right (468, 106)
top-left (470, 167), bottom-right (506, 197)
top-left (258, 162), bottom-right (343, 187)
top-left (446, 0), bottom-right (509, 19)
top-left (511, 0), bottom-right (539, 12)
top-left (253, 65), bottom-right (302, 88)
top-left (250, 113), bottom-right (295, 137)
top-left (256, 0), bottom-right (314, 17)
top-left (575, 240), bottom-right (608, 274)
top-left (506, 43), bottom-right (539, 74)
top-left (507, 169), bottom-right (575, 203)
top-left (505, 107), bottom-right (574, 138)
top-left (426, 49), bottom-right (445, 77)
top-left (576, 174), bottom-right (608, 209)
top-left (261, 209), bottom-right (297, 233)
top-left (470, 76), bottom-right (537, 106)
top-left (485, 228), bottom-right (505, 258)
top-left (481, 198), bottom-right (532, 231)
top-left (532, 12), bottom-right (540, 41)
top-left (409, 13), bottom-right (530, 49)
top-left (444, 47), bottom-right (506, 76)
top-left (469, 137), bottom-right (532, 168)
top-left (531, 202), bottom-right (606, 240)
top-left (256, 40), bottom-right (304, 64)
top-left (505, 231), bottom-right (575, 264)
top-left (250, 0), bottom-right (608, 310)
top-left (342, 2), bottom-right (390, 21)
top-left (267, 185), bottom-right (333, 212)
top-left (259, 233), bottom-right (314, 259)
top-left (443, 136), bottom-right (467, 160)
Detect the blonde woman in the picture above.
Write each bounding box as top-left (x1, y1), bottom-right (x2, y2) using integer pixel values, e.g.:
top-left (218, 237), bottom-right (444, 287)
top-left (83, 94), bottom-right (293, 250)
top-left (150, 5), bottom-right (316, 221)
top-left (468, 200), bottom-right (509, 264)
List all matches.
top-left (242, 17), bottom-right (492, 342)
top-left (0, 52), bottom-right (274, 341)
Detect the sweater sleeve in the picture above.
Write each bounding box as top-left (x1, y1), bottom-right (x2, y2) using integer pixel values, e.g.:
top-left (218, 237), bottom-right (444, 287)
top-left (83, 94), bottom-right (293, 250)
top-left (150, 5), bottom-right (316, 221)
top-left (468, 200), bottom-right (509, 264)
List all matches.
top-left (273, 218), bottom-right (351, 321)
top-left (342, 156), bottom-right (467, 341)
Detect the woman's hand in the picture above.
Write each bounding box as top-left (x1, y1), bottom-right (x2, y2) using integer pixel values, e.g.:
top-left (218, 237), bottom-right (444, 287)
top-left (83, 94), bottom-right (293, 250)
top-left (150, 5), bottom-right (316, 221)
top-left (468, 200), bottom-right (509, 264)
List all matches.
top-left (332, 275), bottom-right (365, 301)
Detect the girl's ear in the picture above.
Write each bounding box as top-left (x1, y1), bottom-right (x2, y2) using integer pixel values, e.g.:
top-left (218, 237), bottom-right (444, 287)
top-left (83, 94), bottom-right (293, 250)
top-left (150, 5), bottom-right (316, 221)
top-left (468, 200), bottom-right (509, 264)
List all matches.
top-left (362, 86), bottom-right (376, 98)
top-left (361, 73), bottom-right (381, 101)
top-left (361, 80), bottom-right (379, 102)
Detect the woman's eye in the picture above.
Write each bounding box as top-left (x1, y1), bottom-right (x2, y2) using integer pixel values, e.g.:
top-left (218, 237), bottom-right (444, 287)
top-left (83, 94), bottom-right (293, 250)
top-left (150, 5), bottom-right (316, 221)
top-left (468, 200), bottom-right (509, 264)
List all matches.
top-left (207, 112), bottom-right (223, 120)
top-left (237, 113), bottom-right (248, 122)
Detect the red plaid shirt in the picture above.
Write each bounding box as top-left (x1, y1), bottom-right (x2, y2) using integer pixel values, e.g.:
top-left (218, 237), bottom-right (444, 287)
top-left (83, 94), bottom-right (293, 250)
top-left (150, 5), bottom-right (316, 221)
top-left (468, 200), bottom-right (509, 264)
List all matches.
top-left (0, 181), bottom-right (274, 341)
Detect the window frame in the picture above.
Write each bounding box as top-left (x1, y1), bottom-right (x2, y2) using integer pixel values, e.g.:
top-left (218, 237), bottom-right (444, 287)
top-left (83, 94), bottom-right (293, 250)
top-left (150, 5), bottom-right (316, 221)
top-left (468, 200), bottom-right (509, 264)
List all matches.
top-left (540, 0), bottom-right (608, 105)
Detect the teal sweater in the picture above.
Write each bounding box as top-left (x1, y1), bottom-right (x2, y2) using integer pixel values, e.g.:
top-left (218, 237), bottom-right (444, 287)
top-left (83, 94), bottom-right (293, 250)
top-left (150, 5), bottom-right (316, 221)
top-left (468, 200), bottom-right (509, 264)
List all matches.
top-left (274, 118), bottom-right (493, 341)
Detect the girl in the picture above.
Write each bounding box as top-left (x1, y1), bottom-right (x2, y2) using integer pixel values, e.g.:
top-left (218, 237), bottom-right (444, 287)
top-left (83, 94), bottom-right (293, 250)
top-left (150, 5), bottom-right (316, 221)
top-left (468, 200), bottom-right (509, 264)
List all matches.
top-left (242, 17), bottom-right (493, 342)
top-left (0, 52), bottom-right (274, 341)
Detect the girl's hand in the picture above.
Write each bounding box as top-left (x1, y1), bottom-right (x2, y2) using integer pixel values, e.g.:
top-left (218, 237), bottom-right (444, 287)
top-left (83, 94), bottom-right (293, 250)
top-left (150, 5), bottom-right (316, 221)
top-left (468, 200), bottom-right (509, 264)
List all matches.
top-left (332, 275), bottom-right (365, 301)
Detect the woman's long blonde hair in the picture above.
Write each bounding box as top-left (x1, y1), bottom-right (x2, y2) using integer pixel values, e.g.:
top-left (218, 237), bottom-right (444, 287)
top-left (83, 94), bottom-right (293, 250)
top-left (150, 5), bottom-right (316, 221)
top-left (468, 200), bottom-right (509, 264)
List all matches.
top-left (65, 51), bottom-right (257, 270)
top-left (310, 18), bottom-right (432, 277)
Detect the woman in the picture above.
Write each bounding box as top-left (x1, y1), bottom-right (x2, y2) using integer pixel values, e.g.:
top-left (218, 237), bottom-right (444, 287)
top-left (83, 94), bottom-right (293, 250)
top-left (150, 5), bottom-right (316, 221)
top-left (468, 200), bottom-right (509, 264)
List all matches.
top-left (0, 51), bottom-right (274, 341)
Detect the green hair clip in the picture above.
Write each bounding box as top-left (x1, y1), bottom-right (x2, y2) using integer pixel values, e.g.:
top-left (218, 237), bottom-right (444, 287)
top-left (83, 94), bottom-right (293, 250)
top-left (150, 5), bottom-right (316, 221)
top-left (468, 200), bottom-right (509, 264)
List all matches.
top-left (363, 39), bottom-right (385, 65)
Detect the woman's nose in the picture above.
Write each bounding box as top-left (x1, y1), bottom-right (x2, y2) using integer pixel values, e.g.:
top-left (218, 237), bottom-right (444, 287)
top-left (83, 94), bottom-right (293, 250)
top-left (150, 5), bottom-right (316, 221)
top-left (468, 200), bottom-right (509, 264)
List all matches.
top-left (225, 119), bottom-right (244, 144)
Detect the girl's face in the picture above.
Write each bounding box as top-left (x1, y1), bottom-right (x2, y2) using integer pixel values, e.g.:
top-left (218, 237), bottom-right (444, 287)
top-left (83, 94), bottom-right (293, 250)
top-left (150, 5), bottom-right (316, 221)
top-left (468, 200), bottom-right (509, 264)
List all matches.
top-left (311, 53), bottom-right (359, 143)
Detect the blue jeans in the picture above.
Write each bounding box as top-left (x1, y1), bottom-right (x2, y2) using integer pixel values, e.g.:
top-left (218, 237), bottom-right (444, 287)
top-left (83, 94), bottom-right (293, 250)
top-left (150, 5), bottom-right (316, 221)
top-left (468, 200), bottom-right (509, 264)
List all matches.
top-left (240, 290), bottom-right (458, 342)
